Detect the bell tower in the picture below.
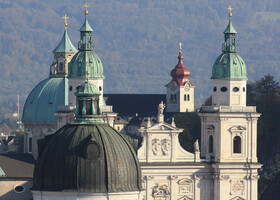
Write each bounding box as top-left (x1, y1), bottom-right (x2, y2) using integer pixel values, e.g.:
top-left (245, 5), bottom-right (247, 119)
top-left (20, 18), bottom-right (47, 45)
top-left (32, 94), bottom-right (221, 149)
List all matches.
top-left (165, 43), bottom-right (195, 112)
top-left (50, 14), bottom-right (77, 77)
top-left (199, 6), bottom-right (261, 200)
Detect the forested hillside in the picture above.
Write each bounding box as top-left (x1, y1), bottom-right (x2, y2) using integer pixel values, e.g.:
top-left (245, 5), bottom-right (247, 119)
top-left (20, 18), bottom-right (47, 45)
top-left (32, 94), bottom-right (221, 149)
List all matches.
top-left (1, 0), bottom-right (280, 117)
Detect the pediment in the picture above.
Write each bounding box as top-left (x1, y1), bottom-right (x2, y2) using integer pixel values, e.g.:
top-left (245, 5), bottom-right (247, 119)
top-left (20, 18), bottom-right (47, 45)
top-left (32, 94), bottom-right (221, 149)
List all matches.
top-left (178, 195), bottom-right (193, 200)
top-left (147, 122), bottom-right (180, 131)
top-left (230, 196), bottom-right (245, 200)
top-left (178, 178), bottom-right (193, 185)
top-left (42, 128), bottom-right (56, 133)
top-left (25, 128), bottom-right (32, 133)
top-left (229, 126), bottom-right (246, 132)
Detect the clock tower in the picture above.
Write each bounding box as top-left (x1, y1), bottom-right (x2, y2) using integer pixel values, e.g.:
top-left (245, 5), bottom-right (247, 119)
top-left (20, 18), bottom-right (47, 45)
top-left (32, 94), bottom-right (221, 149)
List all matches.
top-left (165, 43), bottom-right (195, 112)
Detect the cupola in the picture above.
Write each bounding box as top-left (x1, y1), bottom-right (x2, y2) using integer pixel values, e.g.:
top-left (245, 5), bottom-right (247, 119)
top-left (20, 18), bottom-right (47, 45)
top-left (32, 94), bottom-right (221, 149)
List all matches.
top-left (211, 6), bottom-right (247, 80)
top-left (170, 43), bottom-right (190, 86)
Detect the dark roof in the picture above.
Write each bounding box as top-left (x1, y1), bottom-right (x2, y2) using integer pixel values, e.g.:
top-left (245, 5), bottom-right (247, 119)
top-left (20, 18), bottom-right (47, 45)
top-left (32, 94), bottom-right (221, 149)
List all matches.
top-left (259, 173), bottom-right (280, 200)
top-left (104, 94), bottom-right (166, 115)
top-left (0, 154), bottom-right (35, 178)
top-left (33, 123), bottom-right (142, 193)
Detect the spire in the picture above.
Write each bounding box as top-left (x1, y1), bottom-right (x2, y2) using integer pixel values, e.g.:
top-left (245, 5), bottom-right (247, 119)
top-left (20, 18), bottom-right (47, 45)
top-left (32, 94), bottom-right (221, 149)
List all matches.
top-left (222, 6), bottom-right (237, 53)
top-left (78, 3), bottom-right (94, 51)
top-left (170, 43), bottom-right (190, 86)
top-left (53, 15), bottom-right (77, 53)
top-left (80, 3), bottom-right (93, 32)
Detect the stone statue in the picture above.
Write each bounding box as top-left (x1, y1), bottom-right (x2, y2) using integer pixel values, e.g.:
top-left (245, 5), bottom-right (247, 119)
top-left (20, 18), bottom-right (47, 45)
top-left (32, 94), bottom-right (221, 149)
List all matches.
top-left (194, 139), bottom-right (200, 152)
top-left (158, 101), bottom-right (165, 115)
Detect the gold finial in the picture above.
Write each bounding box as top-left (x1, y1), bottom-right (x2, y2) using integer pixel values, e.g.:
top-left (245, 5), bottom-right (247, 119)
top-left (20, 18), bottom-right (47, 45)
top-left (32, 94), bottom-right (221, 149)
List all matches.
top-left (62, 14), bottom-right (69, 28)
top-left (179, 42), bottom-right (182, 53)
top-left (83, 2), bottom-right (89, 16)
top-left (86, 70), bottom-right (90, 81)
top-left (227, 5), bottom-right (233, 18)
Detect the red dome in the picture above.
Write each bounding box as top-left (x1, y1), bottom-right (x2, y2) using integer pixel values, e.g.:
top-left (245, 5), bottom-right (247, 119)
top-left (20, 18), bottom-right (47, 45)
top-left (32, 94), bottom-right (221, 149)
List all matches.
top-left (170, 52), bottom-right (190, 86)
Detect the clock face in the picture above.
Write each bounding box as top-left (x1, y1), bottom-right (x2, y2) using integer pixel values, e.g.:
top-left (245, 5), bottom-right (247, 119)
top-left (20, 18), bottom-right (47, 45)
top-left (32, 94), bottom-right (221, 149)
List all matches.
top-left (184, 82), bottom-right (191, 91)
top-left (171, 85), bottom-right (176, 91)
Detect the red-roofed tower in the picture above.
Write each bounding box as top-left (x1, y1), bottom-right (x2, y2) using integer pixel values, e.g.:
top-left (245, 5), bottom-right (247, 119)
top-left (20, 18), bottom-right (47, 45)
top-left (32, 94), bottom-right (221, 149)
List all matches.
top-left (165, 43), bottom-right (195, 112)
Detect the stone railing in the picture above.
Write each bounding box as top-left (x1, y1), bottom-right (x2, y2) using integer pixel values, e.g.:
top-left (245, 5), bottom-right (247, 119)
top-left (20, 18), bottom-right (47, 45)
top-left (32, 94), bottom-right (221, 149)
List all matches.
top-left (201, 106), bottom-right (256, 113)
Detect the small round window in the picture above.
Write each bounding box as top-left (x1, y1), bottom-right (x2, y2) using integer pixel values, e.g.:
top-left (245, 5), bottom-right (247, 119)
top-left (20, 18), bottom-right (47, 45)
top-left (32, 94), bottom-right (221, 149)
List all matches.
top-left (233, 87), bottom-right (239, 92)
top-left (14, 185), bottom-right (25, 193)
top-left (86, 142), bottom-right (101, 160)
top-left (213, 87), bottom-right (217, 92)
top-left (243, 87), bottom-right (246, 92)
top-left (221, 87), bottom-right (227, 92)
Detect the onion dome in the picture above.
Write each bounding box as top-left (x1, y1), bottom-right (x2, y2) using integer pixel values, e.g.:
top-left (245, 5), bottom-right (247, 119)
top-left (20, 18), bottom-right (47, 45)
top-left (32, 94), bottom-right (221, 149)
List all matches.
top-left (170, 43), bottom-right (191, 86)
top-left (211, 7), bottom-right (247, 80)
top-left (22, 78), bottom-right (68, 122)
top-left (33, 81), bottom-right (142, 193)
top-left (68, 12), bottom-right (104, 79)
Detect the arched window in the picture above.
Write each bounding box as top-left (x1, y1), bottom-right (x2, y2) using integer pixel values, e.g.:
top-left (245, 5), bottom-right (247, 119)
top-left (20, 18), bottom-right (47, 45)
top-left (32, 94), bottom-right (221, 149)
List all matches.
top-left (59, 62), bottom-right (64, 71)
top-left (233, 136), bottom-right (241, 153)
top-left (184, 94), bottom-right (187, 101)
top-left (209, 135), bottom-right (213, 153)
top-left (187, 94), bottom-right (190, 101)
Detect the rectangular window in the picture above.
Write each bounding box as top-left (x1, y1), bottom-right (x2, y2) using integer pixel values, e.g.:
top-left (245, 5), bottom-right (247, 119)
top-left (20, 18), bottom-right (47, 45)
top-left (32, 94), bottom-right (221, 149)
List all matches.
top-left (79, 101), bottom-right (83, 115)
top-left (86, 100), bottom-right (92, 115)
top-left (28, 137), bottom-right (32, 153)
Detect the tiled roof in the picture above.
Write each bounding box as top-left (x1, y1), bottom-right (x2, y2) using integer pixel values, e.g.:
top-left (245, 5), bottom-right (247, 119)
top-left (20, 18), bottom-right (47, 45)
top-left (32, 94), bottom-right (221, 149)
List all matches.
top-left (0, 154), bottom-right (35, 178)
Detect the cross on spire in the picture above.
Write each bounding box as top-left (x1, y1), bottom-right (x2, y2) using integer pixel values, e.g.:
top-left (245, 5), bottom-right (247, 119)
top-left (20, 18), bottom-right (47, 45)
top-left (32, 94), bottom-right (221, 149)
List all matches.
top-left (62, 14), bottom-right (69, 29)
top-left (179, 42), bottom-right (182, 54)
top-left (227, 5), bottom-right (233, 18)
top-left (83, 2), bottom-right (89, 16)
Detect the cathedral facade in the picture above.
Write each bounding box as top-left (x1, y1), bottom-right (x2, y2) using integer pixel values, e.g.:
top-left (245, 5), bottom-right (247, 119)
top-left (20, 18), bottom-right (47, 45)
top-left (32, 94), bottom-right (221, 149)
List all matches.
top-left (20, 4), bottom-right (261, 200)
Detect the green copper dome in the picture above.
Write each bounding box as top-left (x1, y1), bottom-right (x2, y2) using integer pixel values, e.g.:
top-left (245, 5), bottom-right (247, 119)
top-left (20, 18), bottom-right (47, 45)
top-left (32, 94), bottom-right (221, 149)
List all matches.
top-left (68, 16), bottom-right (104, 79)
top-left (22, 78), bottom-right (68, 122)
top-left (68, 51), bottom-right (104, 78)
top-left (33, 124), bottom-right (142, 193)
top-left (211, 18), bottom-right (247, 80)
top-left (33, 80), bottom-right (142, 193)
top-left (53, 29), bottom-right (77, 53)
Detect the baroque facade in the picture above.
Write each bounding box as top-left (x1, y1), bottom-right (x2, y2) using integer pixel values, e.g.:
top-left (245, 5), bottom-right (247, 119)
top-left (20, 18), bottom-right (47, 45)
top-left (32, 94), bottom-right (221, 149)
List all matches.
top-left (18, 4), bottom-right (261, 200)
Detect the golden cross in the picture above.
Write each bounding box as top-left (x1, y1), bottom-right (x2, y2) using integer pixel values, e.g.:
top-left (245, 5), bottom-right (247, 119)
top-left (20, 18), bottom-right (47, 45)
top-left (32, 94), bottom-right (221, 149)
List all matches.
top-left (62, 14), bottom-right (69, 28)
top-left (227, 5), bottom-right (233, 18)
top-left (179, 42), bottom-right (182, 53)
top-left (86, 71), bottom-right (90, 80)
top-left (83, 2), bottom-right (89, 15)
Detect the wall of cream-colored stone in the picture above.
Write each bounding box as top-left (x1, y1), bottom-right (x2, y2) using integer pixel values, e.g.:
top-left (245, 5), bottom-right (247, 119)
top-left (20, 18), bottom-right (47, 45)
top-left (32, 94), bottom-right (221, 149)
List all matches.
top-left (141, 166), bottom-right (213, 200)
top-left (179, 86), bottom-right (194, 112)
top-left (199, 110), bottom-right (259, 163)
top-left (211, 80), bottom-right (247, 107)
top-left (0, 180), bottom-right (33, 200)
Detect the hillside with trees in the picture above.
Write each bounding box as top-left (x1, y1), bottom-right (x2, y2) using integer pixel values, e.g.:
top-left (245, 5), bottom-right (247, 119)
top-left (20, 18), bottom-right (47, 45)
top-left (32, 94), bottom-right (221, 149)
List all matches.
top-left (1, 0), bottom-right (280, 118)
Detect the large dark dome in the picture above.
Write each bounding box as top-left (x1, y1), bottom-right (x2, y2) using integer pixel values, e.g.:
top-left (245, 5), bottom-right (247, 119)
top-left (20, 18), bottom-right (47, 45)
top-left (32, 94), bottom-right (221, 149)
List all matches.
top-left (33, 123), bottom-right (142, 193)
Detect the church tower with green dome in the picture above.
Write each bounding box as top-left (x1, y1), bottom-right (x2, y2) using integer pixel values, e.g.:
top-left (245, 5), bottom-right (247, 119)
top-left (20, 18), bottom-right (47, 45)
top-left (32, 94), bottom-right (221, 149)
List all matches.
top-left (199, 6), bottom-right (261, 200)
top-left (68, 4), bottom-right (105, 108)
top-left (50, 14), bottom-right (77, 76)
top-left (22, 17), bottom-right (77, 159)
top-left (211, 6), bottom-right (247, 107)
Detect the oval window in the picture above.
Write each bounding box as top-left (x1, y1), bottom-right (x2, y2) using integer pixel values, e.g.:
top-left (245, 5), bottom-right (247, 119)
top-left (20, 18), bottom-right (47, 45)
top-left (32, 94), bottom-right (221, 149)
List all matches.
top-left (213, 87), bottom-right (217, 92)
top-left (243, 87), bottom-right (246, 92)
top-left (86, 142), bottom-right (100, 160)
top-left (221, 87), bottom-right (227, 92)
top-left (14, 185), bottom-right (25, 193)
top-left (233, 87), bottom-right (239, 92)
